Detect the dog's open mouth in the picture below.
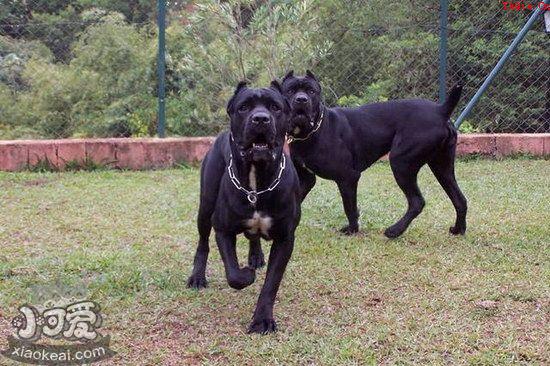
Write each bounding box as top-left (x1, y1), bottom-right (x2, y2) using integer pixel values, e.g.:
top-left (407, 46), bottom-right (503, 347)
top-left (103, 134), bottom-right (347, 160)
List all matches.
top-left (292, 109), bottom-right (309, 119)
top-left (244, 134), bottom-right (275, 154)
top-left (252, 142), bottom-right (269, 151)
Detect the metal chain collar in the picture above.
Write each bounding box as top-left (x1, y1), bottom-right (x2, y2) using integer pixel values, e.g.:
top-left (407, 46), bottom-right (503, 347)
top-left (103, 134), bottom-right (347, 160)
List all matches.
top-left (287, 107), bottom-right (325, 144)
top-left (227, 153), bottom-right (286, 206)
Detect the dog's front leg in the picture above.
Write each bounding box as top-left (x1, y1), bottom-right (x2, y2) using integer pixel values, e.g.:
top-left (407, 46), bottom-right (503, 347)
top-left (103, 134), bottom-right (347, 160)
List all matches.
top-left (215, 231), bottom-right (256, 290)
top-left (248, 234), bottom-right (294, 334)
top-left (295, 163), bottom-right (317, 201)
top-left (336, 174), bottom-right (360, 235)
top-left (248, 237), bottom-right (265, 269)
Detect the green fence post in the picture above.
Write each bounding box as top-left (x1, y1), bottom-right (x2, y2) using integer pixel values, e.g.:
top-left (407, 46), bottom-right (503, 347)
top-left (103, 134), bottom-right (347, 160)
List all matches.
top-left (439, 0), bottom-right (448, 103)
top-left (157, 0), bottom-right (167, 138)
top-left (454, 0), bottom-right (550, 129)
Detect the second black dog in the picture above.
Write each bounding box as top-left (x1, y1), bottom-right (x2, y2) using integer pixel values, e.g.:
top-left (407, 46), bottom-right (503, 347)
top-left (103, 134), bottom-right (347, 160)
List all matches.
top-left (282, 70), bottom-right (467, 238)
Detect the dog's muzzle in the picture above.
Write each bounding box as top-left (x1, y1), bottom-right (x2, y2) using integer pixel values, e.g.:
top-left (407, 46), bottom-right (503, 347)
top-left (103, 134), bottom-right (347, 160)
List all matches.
top-left (240, 116), bottom-right (277, 162)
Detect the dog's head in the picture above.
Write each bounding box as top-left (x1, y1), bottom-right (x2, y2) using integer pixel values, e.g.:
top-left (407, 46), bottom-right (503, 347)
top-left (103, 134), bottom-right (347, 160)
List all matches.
top-left (227, 80), bottom-right (290, 163)
top-left (281, 70), bottom-right (322, 137)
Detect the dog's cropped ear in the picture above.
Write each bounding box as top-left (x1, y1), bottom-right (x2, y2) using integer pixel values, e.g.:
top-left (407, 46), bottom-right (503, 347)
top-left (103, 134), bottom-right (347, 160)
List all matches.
top-left (271, 79), bottom-right (291, 112)
top-left (233, 81), bottom-right (248, 95)
top-left (226, 81), bottom-right (247, 115)
top-left (305, 69), bottom-right (317, 81)
top-left (270, 79), bottom-right (283, 94)
top-left (282, 70), bottom-right (294, 83)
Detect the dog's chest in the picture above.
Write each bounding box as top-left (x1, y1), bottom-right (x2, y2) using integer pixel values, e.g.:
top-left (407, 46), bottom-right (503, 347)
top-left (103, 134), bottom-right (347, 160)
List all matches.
top-left (244, 211), bottom-right (272, 236)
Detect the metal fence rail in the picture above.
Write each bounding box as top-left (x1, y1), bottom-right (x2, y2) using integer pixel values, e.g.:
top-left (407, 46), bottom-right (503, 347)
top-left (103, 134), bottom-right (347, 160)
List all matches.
top-left (0, 1), bottom-right (548, 140)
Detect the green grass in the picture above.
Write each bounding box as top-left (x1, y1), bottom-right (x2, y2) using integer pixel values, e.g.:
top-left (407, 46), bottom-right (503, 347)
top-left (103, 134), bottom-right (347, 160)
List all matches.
top-left (0, 159), bottom-right (548, 365)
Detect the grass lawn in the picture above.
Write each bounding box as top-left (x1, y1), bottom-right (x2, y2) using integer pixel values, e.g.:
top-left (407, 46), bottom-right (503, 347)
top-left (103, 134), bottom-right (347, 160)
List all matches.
top-left (0, 158), bottom-right (548, 365)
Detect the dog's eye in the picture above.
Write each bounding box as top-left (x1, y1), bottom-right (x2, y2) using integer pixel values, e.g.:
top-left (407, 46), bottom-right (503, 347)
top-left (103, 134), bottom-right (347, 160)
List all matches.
top-left (308, 89), bottom-right (315, 95)
top-left (238, 104), bottom-right (249, 112)
top-left (270, 104), bottom-right (281, 112)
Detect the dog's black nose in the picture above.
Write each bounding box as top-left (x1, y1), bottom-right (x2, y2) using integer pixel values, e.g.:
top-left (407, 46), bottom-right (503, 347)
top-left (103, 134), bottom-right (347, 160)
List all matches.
top-left (251, 112), bottom-right (270, 124)
top-left (295, 95), bottom-right (308, 104)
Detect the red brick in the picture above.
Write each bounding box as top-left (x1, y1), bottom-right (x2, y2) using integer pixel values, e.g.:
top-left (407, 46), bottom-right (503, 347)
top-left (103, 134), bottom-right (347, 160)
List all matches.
top-left (85, 140), bottom-right (117, 167)
top-left (2, 134), bottom-right (547, 172)
top-left (165, 139), bottom-right (192, 163)
top-left (495, 134), bottom-right (545, 157)
top-left (26, 140), bottom-right (58, 169)
top-left (457, 134), bottom-right (496, 156)
top-left (142, 139), bottom-right (177, 169)
top-left (56, 140), bottom-right (86, 169)
top-left (164, 137), bottom-right (214, 164)
top-left (189, 137), bottom-right (214, 162)
top-left (0, 142), bottom-right (28, 171)
top-left (544, 134), bottom-right (550, 156)
top-left (114, 139), bottom-right (146, 170)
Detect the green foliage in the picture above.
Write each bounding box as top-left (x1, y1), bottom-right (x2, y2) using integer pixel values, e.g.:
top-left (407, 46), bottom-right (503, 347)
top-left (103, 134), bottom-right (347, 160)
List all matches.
top-left (27, 156), bottom-right (59, 173)
top-left (0, 0), bottom-right (548, 138)
top-left (23, 5), bottom-right (84, 61)
top-left (459, 120), bottom-right (481, 134)
top-left (447, 0), bottom-right (548, 132)
top-left (336, 81), bottom-right (390, 107)
top-left (68, 11), bottom-right (156, 137)
top-left (163, 0), bottom-right (325, 135)
top-left (1, 8), bottom-right (156, 139)
top-left (63, 156), bottom-right (109, 171)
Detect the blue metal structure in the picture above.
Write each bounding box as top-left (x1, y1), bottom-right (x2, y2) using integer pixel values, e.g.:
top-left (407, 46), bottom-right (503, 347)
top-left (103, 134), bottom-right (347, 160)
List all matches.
top-left (157, 0), bottom-right (167, 137)
top-left (454, 0), bottom-right (550, 129)
top-left (438, 0), bottom-right (448, 103)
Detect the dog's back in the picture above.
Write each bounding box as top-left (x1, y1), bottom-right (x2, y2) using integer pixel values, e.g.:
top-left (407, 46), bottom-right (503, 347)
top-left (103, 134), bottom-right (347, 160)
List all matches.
top-left (343, 85), bottom-right (462, 133)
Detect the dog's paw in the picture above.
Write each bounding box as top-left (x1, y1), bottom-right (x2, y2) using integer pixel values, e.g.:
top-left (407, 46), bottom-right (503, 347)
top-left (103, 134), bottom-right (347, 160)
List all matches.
top-left (339, 225), bottom-right (359, 236)
top-left (247, 318), bottom-right (277, 335)
top-left (187, 274), bottom-right (208, 289)
top-left (248, 251), bottom-right (265, 269)
top-left (227, 267), bottom-right (256, 290)
top-left (449, 225), bottom-right (466, 235)
top-left (384, 225), bottom-right (404, 239)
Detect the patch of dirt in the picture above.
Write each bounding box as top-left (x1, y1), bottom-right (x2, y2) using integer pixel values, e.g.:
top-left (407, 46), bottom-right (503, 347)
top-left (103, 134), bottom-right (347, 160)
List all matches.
top-left (1, 266), bottom-right (38, 279)
top-left (475, 300), bottom-right (498, 310)
top-left (0, 314), bottom-right (13, 350)
top-left (23, 178), bottom-right (51, 187)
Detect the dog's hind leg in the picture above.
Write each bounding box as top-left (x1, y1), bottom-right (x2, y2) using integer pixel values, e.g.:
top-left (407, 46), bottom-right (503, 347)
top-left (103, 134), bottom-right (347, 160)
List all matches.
top-left (216, 231), bottom-right (256, 290)
top-left (385, 158), bottom-right (425, 238)
top-left (336, 172), bottom-right (360, 235)
top-left (187, 205), bottom-right (213, 289)
top-left (428, 142), bottom-right (467, 235)
top-left (187, 153), bottom-right (224, 289)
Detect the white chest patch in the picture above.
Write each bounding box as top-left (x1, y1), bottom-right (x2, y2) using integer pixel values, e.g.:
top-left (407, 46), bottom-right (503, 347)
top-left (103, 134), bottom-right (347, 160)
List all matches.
top-left (249, 165), bottom-right (257, 191)
top-left (245, 211), bottom-right (272, 235)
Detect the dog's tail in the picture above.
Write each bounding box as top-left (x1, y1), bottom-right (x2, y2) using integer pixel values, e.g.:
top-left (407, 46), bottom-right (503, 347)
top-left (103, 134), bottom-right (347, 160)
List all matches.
top-left (440, 84), bottom-right (463, 119)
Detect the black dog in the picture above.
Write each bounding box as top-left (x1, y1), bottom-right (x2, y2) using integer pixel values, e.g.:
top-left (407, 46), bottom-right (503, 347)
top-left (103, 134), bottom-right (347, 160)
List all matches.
top-left (187, 81), bottom-right (301, 334)
top-left (282, 70), bottom-right (467, 238)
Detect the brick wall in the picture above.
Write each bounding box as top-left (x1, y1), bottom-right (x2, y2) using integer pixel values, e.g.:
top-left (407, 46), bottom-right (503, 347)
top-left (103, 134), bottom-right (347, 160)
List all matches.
top-left (0, 134), bottom-right (548, 172)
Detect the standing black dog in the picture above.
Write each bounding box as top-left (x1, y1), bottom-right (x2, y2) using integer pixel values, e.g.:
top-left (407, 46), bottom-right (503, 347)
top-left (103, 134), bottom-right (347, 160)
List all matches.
top-left (187, 81), bottom-right (301, 334)
top-left (282, 70), bottom-right (467, 238)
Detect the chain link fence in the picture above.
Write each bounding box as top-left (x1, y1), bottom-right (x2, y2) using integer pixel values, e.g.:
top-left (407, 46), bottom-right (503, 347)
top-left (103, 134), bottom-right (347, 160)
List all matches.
top-left (0, 1), bottom-right (159, 140)
top-left (448, 1), bottom-right (549, 133)
top-left (1, 1), bottom-right (548, 140)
